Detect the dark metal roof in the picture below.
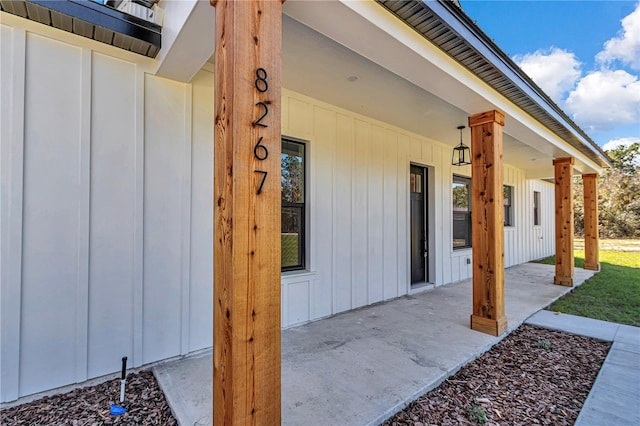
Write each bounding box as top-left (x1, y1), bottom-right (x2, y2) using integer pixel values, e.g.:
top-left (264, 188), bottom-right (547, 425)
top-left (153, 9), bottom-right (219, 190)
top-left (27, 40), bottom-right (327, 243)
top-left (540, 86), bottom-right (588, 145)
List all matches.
top-left (377, 0), bottom-right (611, 168)
top-left (0, 0), bottom-right (161, 58)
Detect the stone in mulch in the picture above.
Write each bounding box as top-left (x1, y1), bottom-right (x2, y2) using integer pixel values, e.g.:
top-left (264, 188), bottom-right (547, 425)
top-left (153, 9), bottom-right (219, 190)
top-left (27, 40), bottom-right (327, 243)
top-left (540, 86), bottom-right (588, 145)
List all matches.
top-left (383, 325), bottom-right (611, 426)
top-left (0, 371), bottom-right (177, 425)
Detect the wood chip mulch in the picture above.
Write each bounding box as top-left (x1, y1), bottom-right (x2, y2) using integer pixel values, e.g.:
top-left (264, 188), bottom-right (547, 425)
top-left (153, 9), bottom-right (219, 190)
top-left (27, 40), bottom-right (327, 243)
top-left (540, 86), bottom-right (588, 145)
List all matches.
top-left (0, 370), bottom-right (177, 426)
top-left (1, 325), bottom-right (611, 426)
top-left (383, 324), bottom-right (611, 426)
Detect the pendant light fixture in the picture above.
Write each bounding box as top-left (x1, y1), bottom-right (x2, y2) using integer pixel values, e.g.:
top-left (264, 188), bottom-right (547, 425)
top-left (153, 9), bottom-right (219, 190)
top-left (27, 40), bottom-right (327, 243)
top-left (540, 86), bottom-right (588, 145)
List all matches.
top-left (452, 125), bottom-right (471, 166)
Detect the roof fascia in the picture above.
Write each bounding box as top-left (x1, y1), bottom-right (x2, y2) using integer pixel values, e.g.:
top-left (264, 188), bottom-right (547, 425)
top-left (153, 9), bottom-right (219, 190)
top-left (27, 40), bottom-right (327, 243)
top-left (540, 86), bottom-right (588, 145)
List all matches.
top-left (422, 0), bottom-right (611, 167)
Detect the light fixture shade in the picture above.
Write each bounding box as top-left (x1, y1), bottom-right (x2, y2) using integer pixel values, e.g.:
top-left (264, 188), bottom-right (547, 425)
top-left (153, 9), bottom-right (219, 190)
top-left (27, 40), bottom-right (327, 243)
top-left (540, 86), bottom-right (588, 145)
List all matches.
top-left (452, 125), bottom-right (471, 166)
top-left (452, 143), bottom-right (471, 166)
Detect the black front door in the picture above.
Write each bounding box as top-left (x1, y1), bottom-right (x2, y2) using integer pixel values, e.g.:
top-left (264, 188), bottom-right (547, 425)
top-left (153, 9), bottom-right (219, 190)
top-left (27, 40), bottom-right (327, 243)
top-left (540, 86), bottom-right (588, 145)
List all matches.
top-left (410, 165), bottom-right (427, 284)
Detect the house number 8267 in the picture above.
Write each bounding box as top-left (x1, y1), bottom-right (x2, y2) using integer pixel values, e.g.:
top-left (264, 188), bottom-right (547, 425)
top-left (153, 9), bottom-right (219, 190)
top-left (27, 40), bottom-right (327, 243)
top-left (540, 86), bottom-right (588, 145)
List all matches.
top-left (253, 67), bottom-right (269, 194)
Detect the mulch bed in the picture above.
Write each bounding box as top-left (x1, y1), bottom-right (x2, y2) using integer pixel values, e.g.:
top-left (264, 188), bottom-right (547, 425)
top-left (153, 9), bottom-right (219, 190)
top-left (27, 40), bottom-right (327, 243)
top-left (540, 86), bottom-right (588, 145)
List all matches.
top-left (0, 371), bottom-right (177, 425)
top-left (1, 325), bottom-right (610, 426)
top-left (383, 324), bottom-right (611, 426)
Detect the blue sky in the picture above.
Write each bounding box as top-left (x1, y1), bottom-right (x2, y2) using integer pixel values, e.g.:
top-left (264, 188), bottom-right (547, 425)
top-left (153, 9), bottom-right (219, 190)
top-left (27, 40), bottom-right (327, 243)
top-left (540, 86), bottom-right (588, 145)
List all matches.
top-left (460, 0), bottom-right (640, 151)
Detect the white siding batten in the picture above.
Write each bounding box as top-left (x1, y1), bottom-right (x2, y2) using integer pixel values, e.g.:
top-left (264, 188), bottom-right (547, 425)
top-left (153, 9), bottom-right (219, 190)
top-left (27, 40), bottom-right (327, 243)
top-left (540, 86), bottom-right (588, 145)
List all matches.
top-left (75, 47), bottom-right (92, 384)
top-left (180, 82), bottom-right (193, 356)
top-left (0, 24), bottom-right (26, 403)
top-left (133, 66), bottom-right (145, 368)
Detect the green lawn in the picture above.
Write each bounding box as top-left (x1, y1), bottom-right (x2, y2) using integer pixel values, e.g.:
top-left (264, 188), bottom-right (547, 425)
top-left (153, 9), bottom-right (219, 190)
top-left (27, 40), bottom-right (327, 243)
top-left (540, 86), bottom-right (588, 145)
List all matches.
top-left (537, 245), bottom-right (640, 326)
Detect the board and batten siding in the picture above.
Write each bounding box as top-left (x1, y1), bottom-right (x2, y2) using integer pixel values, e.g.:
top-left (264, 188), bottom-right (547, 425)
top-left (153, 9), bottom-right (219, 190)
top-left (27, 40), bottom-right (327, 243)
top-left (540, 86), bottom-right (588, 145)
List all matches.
top-left (0, 16), bottom-right (556, 402)
top-left (0, 20), bottom-right (213, 402)
top-left (279, 91), bottom-right (556, 326)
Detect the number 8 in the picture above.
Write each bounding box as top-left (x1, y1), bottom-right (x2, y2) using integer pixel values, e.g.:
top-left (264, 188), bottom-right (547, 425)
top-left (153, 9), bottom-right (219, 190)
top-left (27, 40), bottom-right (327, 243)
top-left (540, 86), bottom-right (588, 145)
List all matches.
top-left (255, 68), bottom-right (268, 93)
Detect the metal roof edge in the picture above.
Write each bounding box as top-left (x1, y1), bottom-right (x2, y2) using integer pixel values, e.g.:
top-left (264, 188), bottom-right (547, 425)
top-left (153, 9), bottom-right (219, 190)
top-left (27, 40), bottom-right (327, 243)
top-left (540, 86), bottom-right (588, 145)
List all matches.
top-left (379, 0), bottom-right (611, 168)
top-left (434, 0), bottom-right (610, 165)
top-left (0, 0), bottom-right (161, 57)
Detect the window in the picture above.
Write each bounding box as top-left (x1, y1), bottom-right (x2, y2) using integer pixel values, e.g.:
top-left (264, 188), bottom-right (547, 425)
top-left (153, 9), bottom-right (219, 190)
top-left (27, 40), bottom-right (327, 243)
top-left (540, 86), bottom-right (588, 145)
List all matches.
top-left (452, 175), bottom-right (471, 248)
top-left (281, 139), bottom-right (306, 271)
top-left (533, 191), bottom-right (541, 226)
top-left (503, 185), bottom-right (514, 227)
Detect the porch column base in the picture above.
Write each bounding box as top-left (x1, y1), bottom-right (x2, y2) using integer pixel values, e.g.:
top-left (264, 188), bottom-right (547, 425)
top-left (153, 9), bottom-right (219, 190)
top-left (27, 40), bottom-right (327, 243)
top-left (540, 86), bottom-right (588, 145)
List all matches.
top-left (553, 276), bottom-right (574, 286)
top-left (470, 314), bottom-right (508, 336)
top-left (584, 263), bottom-right (600, 271)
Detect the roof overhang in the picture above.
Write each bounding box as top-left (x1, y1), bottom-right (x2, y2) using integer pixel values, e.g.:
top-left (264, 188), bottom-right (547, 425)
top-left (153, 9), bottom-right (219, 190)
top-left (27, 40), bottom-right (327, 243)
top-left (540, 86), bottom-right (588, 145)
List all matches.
top-left (378, 0), bottom-right (610, 169)
top-left (281, 0), bottom-right (609, 177)
top-left (0, 0), bottom-right (161, 57)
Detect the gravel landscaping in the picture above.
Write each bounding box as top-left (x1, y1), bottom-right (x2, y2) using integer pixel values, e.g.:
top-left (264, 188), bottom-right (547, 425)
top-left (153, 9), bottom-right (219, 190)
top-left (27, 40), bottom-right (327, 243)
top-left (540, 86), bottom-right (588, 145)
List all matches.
top-left (1, 324), bottom-right (610, 425)
top-left (383, 324), bottom-right (610, 426)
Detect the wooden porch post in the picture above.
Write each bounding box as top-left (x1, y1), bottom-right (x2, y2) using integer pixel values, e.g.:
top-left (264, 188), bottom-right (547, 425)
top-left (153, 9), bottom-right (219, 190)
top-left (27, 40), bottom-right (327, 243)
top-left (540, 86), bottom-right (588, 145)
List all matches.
top-left (469, 110), bottom-right (508, 336)
top-left (583, 173), bottom-right (600, 271)
top-left (211, 1), bottom-right (282, 424)
top-left (553, 157), bottom-right (574, 286)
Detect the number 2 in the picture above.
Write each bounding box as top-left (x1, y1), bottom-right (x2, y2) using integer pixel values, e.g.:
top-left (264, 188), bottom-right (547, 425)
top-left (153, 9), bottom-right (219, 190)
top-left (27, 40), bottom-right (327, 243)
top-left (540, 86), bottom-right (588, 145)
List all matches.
top-left (254, 102), bottom-right (268, 128)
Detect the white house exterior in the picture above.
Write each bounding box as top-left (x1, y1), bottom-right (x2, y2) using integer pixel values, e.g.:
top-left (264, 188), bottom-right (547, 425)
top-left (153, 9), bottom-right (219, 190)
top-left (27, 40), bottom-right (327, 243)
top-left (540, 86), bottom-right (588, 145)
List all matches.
top-left (0, 0), bottom-right (609, 403)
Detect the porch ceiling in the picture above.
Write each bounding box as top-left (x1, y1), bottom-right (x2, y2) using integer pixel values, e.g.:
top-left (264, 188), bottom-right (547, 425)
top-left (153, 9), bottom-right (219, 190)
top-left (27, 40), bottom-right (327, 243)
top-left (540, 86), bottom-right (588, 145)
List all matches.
top-left (281, 15), bottom-right (556, 177)
top-left (197, 0), bottom-right (602, 178)
top-left (280, 0), bottom-right (603, 178)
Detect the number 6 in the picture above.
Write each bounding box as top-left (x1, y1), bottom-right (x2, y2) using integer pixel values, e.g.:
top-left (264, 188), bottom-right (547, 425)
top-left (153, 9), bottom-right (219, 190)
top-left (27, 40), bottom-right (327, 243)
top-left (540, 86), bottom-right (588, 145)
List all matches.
top-left (254, 137), bottom-right (268, 160)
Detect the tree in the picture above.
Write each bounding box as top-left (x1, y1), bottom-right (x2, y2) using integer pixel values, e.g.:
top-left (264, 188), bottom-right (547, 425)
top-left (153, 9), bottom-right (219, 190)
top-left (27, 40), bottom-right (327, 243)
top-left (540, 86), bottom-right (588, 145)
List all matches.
top-left (574, 142), bottom-right (640, 238)
top-left (281, 153), bottom-right (303, 203)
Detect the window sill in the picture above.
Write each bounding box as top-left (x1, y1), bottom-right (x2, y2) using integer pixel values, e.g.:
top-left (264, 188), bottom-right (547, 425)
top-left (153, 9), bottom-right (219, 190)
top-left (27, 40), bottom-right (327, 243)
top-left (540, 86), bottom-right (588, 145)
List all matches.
top-left (281, 269), bottom-right (316, 279)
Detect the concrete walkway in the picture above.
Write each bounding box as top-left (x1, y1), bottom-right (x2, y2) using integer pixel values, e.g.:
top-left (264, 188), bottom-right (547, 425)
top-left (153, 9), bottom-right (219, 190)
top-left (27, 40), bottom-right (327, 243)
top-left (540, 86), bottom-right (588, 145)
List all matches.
top-left (526, 310), bottom-right (640, 426)
top-left (154, 263), bottom-right (595, 426)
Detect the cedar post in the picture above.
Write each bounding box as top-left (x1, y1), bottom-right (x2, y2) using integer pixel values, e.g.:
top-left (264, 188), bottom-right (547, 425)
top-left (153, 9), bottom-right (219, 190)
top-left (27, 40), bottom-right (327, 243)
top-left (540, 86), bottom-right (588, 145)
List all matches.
top-left (553, 157), bottom-right (574, 286)
top-left (583, 173), bottom-right (600, 271)
top-left (211, 1), bottom-right (282, 425)
top-left (469, 110), bottom-right (508, 336)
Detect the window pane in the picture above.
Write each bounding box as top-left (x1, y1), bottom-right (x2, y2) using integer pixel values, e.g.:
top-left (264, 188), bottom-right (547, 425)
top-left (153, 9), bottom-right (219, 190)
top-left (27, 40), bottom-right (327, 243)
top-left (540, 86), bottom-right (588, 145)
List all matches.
top-left (282, 140), bottom-right (304, 203)
top-left (534, 191), bottom-right (541, 226)
top-left (452, 183), bottom-right (469, 210)
top-left (282, 205), bottom-right (303, 269)
top-left (281, 139), bottom-right (306, 271)
top-left (504, 185), bottom-right (513, 227)
top-left (503, 186), bottom-right (512, 206)
top-left (453, 176), bottom-right (471, 248)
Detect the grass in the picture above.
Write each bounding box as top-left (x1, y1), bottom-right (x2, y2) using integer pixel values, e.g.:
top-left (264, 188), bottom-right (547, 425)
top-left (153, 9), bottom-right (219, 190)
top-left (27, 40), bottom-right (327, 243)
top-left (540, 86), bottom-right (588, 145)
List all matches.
top-left (536, 240), bottom-right (640, 326)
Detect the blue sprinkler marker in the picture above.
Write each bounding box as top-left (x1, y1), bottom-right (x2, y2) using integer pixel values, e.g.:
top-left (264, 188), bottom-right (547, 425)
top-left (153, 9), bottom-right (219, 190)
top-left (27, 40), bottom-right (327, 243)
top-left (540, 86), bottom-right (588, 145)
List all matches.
top-left (110, 356), bottom-right (128, 415)
top-left (110, 404), bottom-right (127, 415)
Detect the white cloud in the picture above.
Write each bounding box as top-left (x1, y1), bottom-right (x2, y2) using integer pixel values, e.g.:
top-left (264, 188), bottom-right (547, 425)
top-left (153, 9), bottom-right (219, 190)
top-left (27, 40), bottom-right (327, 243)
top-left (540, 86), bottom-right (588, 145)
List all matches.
top-left (565, 70), bottom-right (640, 132)
top-left (603, 137), bottom-right (640, 151)
top-left (513, 48), bottom-right (581, 103)
top-left (596, 3), bottom-right (640, 70)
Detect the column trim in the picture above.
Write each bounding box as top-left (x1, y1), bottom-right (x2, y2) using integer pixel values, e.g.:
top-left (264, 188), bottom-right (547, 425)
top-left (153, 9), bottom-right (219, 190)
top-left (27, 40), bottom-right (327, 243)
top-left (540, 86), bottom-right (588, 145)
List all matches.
top-left (553, 157), bottom-right (575, 286)
top-left (468, 109), bottom-right (507, 337)
top-left (583, 173), bottom-right (600, 271)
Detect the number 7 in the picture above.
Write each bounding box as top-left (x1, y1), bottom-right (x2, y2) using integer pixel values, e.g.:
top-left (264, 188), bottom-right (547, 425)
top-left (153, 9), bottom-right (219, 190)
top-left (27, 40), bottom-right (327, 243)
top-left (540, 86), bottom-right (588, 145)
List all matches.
top-left (254, 170), bottom-right (268, 194)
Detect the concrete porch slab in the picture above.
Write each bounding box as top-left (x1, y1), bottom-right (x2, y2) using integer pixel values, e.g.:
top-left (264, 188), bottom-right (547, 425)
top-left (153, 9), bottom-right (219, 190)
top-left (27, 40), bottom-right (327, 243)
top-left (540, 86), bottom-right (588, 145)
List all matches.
top-left (154, 263), bottom-right (595, 426)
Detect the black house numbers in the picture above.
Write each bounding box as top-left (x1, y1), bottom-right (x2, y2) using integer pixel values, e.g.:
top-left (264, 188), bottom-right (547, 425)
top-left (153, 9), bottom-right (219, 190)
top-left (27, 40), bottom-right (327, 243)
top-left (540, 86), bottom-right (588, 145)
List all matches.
top-left (253, 67), bottom-right (270, 194)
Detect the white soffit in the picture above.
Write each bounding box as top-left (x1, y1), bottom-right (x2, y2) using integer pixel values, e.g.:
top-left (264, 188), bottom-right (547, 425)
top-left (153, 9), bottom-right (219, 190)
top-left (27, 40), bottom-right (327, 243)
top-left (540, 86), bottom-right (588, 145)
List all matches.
top-left (154, 0), bottom-right (215, 83)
